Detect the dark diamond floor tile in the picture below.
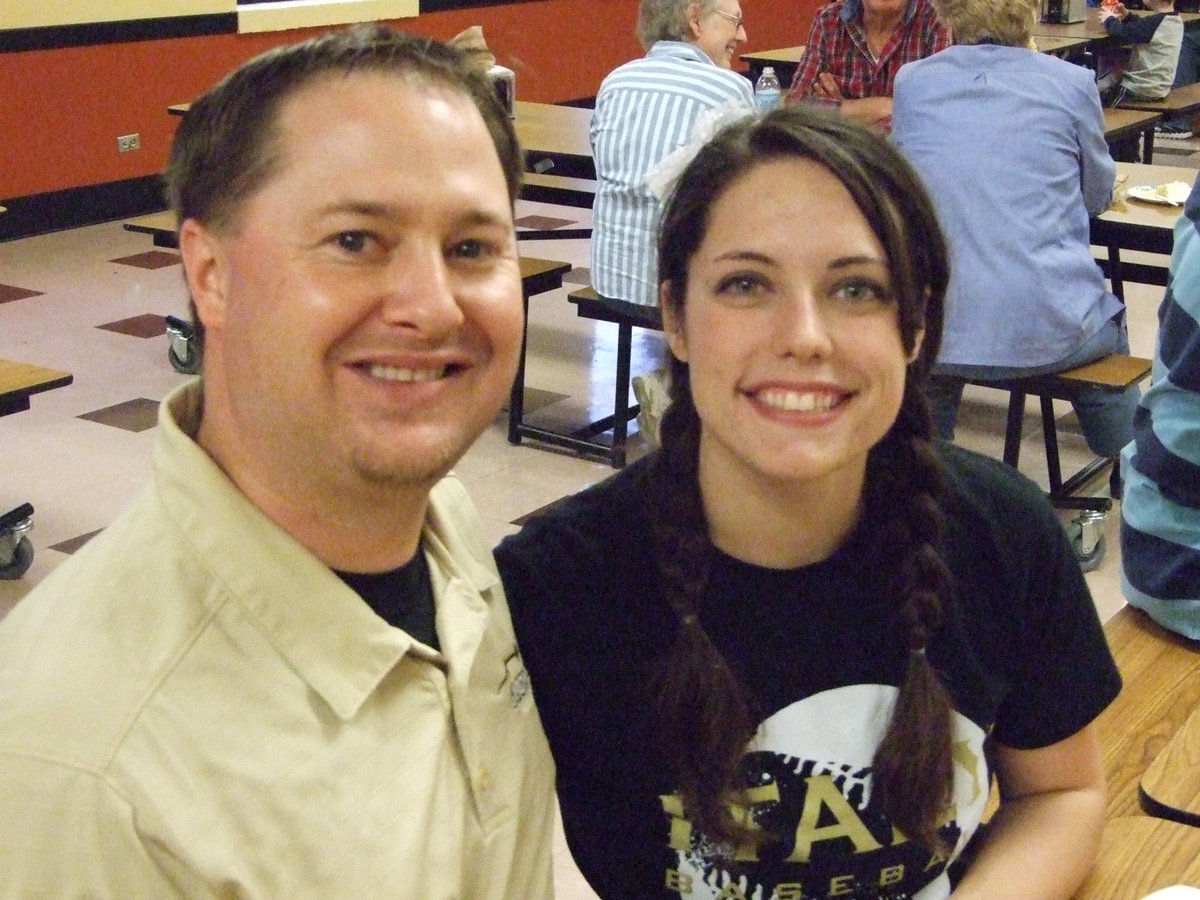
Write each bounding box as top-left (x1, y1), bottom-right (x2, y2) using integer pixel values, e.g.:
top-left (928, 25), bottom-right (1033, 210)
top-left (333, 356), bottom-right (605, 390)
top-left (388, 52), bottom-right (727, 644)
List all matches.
top-left (515, 214), bottom-right (576, 231)
top-left (562, 267), bottom-right (591, 285)
top-left (0, 284), bottom-right (44, 304)
top-left (77, 398), bottom-right (160, 432)
top-left (97, 313), bottom-right (167, 338)
top-left (49, 530), bottom-right (103, 555)
top-left (110, 250), bottom-right (181, 270)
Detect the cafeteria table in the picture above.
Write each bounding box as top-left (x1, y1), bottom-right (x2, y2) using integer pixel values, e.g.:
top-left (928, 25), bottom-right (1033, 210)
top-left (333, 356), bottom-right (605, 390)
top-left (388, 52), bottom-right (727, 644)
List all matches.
top-left (741, 45), bottom-right (804, 88)
top-left (1071, 817), bottom-right (1200, 899)
top-left (1140, 700), bottom-right (1200, 828)
top-left (1104, 107), bottom-right (1162, 162)
top-left (742, 36), bottom-right (1093, 85)
top-left (1094, 604), bottom-right (1200, 819)
top-left (1091, 161), bottom-right (1196, 302)
top-left (0, 359), bottom-right (73, 579)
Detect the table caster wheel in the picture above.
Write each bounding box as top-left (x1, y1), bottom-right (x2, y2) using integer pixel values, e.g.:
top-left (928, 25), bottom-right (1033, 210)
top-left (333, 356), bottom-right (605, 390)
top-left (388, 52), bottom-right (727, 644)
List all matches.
top-left (165, 316), bottom-right (200, 375)
top-left (0, 537), bottom-right (33, 580)
top-left (1068, 510), bottom-right (1107, 573)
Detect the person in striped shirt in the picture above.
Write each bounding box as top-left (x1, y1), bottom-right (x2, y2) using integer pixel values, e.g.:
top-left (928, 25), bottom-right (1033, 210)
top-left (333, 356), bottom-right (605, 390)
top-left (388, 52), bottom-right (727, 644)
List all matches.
top-left (590, 0), bottom-right (758, 445)
top-left (1120, 179), bottom-right (1200, 641)
top-left (590, 0), bottom-right (756, 315)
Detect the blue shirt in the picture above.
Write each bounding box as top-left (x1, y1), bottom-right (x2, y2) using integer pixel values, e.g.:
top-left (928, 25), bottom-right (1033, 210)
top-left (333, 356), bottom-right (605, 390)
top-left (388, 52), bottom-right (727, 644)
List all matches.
top-left (892, 44), bottom-right (1121, 368)
top-left (590, 41), bottom-right (755, 306)
top-left (1120, 179), bottom-right (1200, 640)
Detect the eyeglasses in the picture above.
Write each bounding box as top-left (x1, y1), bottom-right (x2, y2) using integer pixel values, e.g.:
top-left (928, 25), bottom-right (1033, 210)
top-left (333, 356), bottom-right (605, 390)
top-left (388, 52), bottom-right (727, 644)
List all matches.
top-left (712, 9), bottom-right (745, 28)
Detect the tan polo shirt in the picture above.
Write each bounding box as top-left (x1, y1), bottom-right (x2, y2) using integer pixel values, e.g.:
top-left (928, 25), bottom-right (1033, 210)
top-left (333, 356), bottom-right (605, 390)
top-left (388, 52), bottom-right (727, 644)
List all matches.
top-left (0, 382), bottom-right (556, 898)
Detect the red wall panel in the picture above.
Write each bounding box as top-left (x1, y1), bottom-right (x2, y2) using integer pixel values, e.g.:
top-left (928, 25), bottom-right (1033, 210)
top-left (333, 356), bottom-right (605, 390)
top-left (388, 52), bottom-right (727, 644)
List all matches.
top-left (0, 0), bottom-right (821, 199)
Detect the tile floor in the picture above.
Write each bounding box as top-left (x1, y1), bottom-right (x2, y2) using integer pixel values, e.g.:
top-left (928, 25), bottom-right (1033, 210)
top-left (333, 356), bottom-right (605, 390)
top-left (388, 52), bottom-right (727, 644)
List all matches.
top-left (0, 153), bottom-right (1195, 896)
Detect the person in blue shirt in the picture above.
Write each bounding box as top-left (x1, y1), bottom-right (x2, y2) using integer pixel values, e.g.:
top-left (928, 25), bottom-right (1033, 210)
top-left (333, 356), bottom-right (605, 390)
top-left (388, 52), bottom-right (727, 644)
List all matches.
top-left (891, 0), bottom-right (1137, 480)
top-left (1120, 178), bottom-right (1200, 641)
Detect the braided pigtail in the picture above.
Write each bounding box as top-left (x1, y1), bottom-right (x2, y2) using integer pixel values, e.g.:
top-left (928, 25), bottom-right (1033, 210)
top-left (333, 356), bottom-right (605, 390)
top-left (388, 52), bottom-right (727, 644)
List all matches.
top-left (645, 363), bottom-right (762, 849)
top-left (866, 376), bottom-right (957, 855)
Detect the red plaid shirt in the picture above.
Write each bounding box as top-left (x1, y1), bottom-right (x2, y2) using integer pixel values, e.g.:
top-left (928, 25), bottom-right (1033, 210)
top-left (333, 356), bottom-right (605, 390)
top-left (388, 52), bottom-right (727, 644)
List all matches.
top-left (786, 0), bottom-right (950, 104)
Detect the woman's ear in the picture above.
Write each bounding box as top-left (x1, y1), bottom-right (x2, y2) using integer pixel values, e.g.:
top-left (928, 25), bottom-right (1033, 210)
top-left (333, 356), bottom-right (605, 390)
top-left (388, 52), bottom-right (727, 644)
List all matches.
top-left (686, 2), bottom-right (703, 39)
top-left (178, 218), bottom-right (229, 334)
top-left (660, 281), bottom-right (689, 363)
top-left (908, 328), bottom-right (925, 365)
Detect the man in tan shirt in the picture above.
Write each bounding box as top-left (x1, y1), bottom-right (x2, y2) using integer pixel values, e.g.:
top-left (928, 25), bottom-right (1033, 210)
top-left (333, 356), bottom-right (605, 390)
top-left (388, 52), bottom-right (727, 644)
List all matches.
top-left (0, 25), bottom-right (555, 897)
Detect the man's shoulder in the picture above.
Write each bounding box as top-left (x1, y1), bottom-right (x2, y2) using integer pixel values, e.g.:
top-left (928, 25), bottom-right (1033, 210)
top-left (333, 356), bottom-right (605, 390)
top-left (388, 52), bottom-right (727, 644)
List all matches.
top-left (0, 498), bottom-right (208, 770)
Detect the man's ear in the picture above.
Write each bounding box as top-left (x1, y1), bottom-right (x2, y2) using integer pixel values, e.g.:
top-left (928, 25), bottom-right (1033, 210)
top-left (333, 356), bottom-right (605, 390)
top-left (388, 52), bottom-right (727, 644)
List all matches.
top-left (660, 281), bottom-right (689, 363)
top-left (178, 218), bottom-right (229, 334)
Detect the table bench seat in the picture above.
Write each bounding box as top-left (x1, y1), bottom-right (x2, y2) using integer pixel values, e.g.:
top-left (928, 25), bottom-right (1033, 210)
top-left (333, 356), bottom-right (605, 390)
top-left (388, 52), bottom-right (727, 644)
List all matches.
top-left (967, 354), bottom-right (1151, 511)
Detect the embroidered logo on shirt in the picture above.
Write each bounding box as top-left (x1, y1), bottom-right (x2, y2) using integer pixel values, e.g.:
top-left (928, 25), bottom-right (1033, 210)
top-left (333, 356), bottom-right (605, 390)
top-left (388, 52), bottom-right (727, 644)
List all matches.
top-left (499, 648), bottom-right (532, 708)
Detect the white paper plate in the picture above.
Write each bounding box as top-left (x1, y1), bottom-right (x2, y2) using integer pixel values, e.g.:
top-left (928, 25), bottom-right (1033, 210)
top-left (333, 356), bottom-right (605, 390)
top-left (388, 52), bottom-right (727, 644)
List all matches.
top-left (1127, 183), bottom-right (1191, 206)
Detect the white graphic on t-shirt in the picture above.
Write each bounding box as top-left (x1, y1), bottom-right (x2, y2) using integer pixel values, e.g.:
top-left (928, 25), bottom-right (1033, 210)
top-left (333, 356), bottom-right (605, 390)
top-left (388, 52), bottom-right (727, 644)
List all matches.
top-left (661, 684), bottom-right (989, 900)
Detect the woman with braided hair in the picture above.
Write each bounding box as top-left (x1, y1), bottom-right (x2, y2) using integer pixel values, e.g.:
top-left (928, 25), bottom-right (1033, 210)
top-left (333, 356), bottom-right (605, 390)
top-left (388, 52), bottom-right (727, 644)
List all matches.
top-left (496, 105), bottom-right (1120, 899)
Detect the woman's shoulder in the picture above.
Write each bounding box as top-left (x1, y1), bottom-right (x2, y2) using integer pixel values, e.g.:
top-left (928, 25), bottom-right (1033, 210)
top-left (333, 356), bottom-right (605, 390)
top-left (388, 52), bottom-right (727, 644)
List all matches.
top-left (495, 457), bottom-right (655, 572)
top-left (934, 441), bottom-right (1063, 534)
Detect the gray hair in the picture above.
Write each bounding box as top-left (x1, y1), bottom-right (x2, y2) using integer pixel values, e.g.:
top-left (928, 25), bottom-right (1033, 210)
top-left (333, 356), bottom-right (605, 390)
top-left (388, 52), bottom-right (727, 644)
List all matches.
top-left (931, 0), bottom-right (1038, 46)
top-left (636, 0), bottom-right (721, 49)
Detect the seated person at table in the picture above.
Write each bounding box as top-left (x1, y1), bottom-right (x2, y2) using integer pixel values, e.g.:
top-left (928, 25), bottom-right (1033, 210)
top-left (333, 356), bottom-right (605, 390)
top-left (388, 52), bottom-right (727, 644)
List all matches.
top-left (1120, 178), bottom-right (1200, 641)
top-left (497, 105), bottom-right (1120, 899)
top-left (591, 0), bottom-right (756, 443)
top-left (786, 0), bottom-right (950, 129)
top-left (892, 0), bottom-right (1138, 481)
top-left (1097, 0), bottom-right (1183, 107)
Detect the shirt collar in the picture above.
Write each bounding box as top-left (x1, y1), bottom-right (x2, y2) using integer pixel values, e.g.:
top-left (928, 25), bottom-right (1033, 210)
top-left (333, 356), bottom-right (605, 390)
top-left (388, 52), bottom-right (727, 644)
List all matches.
top-left (841, 0), bottom-right (918, 26)
top-left (646, 39), bottom-right (720, 66)
top-left (154, 381), bottom-right (499, 721)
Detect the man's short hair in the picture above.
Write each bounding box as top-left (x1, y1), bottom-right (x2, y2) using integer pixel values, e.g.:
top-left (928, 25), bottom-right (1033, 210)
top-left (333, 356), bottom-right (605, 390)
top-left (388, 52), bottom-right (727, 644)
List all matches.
top-left (165, 24), bottom-right (522, 355)
top-left (931, 0), bottom-right (1038, 46)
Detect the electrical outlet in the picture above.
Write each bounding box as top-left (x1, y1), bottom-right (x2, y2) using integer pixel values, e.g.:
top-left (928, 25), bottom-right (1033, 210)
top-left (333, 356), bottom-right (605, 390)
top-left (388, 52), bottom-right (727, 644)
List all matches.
top-left (117, 134), bottom-right (140, 153)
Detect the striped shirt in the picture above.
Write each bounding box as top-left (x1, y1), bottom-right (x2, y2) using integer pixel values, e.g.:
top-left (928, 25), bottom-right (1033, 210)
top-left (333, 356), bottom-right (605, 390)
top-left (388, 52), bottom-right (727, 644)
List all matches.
top-left (590, 41), bottom-right (755, 306)
top-left (1120, 181), bottom-right (1200, 640)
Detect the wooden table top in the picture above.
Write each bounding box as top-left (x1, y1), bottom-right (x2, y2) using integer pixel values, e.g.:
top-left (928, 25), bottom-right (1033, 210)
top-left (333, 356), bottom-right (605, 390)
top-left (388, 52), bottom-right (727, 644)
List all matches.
top-left (1035, 10), bottom-right (1199, 42)
top-left (513, 100), bottom-right (592, 163)
top-left (0, 360), bottom-right (73, 404)
top-left (740, 45), bottom-right (805, 65)
top-left (1096, 162), bottom-right (1195, 238)
top-left (1105, 107), bottom-right (1162, 139)
top-left (1140, 681), bottom-right (1200, 827)
top-left (1094, 605), bottom-right (1200, 818)
top-left (1072, 816), bottom-right (1200, 899)
top-left (1034, 34), bottom-right (1094, 54)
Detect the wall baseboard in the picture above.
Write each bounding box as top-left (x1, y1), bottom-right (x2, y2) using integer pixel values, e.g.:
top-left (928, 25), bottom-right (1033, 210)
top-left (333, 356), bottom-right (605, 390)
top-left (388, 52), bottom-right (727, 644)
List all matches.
top-left (0, 176), bottom-right (166, 243)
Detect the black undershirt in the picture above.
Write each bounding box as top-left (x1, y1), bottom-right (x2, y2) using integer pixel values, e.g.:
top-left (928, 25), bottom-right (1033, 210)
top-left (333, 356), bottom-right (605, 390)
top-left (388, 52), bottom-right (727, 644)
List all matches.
top-left (335, 550), bottom-right (439, 651)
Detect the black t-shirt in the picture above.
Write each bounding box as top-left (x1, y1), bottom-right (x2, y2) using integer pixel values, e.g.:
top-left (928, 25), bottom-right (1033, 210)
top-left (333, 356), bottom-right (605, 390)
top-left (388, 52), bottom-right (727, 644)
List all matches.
top-left (495, 443), bottom-right (1121, 900)
top-left (336, 550), bottom-right (438, 651)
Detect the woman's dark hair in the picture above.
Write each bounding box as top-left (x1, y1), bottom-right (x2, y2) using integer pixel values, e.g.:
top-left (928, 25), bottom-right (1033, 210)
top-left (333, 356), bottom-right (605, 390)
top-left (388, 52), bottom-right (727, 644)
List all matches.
top-left (649, 104), bottom-right (955, 854)
top-left (165, 23), bottom-right (521, 357)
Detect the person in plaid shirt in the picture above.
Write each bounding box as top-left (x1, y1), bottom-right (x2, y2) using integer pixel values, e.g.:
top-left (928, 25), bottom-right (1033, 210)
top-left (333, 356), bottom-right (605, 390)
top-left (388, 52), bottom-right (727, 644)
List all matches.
top-left (786, 0), bottom-right (950, 128)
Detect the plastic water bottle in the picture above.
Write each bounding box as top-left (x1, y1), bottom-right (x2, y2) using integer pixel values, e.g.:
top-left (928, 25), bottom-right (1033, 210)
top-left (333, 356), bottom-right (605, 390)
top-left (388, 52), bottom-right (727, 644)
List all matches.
top-left (755, 66), bottom-right (782, 111)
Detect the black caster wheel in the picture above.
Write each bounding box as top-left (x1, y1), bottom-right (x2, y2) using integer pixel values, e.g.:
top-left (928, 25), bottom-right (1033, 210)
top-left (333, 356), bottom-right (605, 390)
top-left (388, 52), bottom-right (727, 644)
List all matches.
top-left (165, 316), bottom-right (200, 375)
top-left (168, 343), bottom-right (200, 375)
top-left (1068, 519), bottom-right (1107, 573)
top-left (0, 537), bottom-right (33, 580)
